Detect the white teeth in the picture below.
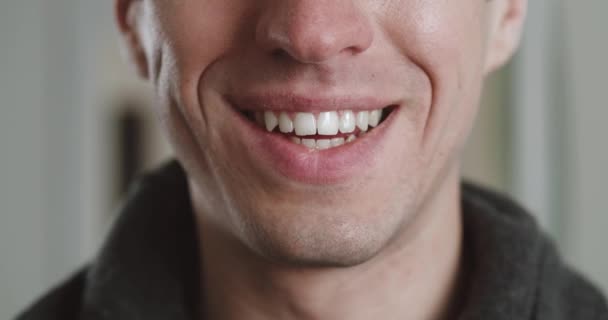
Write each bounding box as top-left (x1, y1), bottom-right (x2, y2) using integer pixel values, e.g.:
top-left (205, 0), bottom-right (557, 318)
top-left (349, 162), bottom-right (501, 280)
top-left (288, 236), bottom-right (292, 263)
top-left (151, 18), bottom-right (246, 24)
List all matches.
top-left (331, 137), bottom-right (345, 147)
top-left (264, 111), bottom-right (278, 132)
top-left (356, 111), bottom-right (369, 131)
top-left (290, 136), bottom-right (354, 149)
top-left (279, 112), bottom-right (294, 133)
top-left (317, 111), bottom-right (339, 135)
top-left (339, 110), bottom-right (356, 134)
top-left (368, 109), bottom-right (381, 127)
top-left (258, 108), bottom-right (384, 135)
top-left (257, 108), bottom-right (386, 150)
top-left (316, 139), bottom-right (332, 150)
top-left (294, 113), bottom-right (317, 136)
top-left (302, 139), bottom-right (316, 148)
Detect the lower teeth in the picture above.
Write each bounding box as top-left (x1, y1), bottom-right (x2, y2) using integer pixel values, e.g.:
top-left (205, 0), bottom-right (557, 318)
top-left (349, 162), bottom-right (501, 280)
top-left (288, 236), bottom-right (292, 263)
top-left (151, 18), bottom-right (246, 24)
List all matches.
top-left (290, 134), bottom-right (358, 150)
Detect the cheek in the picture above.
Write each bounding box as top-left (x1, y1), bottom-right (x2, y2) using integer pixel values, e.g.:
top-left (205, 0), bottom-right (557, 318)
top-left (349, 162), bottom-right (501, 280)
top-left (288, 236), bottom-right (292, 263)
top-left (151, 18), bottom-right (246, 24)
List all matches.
top-left (143, 0), bottom-right (262, 202)
top-left (381, 0), bottom-right (486, 157)
top-left (149, 0), bottom-right (253, 139)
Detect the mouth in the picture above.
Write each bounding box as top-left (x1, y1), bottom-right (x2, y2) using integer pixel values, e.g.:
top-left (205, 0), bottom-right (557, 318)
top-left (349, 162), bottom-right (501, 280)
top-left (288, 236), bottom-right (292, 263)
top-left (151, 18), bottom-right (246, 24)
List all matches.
top-left (238, 106), bottom-right (396, 150)
top-left (224, 93), bottom-right (401, 184)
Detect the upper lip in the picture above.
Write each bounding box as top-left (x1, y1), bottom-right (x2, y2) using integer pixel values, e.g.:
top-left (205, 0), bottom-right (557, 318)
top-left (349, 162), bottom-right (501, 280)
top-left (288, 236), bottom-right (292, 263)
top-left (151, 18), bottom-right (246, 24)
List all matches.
top-left (226, 92), bottom-right (394, 113)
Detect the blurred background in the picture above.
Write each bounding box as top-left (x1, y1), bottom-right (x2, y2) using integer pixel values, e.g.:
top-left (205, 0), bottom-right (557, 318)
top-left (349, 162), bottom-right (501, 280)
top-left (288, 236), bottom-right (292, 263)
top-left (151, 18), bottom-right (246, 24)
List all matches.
top-left (1, 0), bottom-right (606, 318)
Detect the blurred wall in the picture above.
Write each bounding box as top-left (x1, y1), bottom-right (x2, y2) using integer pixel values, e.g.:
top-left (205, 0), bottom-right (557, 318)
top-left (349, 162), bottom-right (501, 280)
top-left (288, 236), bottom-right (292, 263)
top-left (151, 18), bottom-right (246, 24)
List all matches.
top-left (560, 0), bottom-right (608, 293)
top-left (508, 0), bottom-right (608, 292)
top-left (0, 3), bottom-right (47, 318)
top-left (0, 1), bottom-right (93, 318)
top-left (462, 70), bottom-right (510, 192)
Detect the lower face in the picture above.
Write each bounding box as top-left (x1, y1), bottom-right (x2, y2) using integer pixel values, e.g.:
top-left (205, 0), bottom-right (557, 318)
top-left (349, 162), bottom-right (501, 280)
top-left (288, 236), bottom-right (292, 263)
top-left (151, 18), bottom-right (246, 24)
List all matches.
top-left (146, 0), bottom-right (490, 266)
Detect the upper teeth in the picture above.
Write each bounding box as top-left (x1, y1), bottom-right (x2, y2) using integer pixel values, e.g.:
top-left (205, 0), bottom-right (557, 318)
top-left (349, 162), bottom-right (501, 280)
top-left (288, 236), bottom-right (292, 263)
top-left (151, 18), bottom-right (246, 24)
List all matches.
top-left (257, 109), bottom-right (384, 136)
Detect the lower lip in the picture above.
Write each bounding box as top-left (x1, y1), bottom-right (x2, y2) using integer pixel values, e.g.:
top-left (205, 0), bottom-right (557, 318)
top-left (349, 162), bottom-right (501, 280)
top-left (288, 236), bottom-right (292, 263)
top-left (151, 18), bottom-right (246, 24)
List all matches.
top-left (227, 102), bottom-right (400, 185)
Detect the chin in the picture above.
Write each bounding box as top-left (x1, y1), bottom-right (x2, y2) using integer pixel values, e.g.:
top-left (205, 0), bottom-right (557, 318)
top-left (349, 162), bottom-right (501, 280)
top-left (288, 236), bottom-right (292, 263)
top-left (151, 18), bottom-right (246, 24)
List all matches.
top-left (254, 231), bottom-right (384, 268)
top-left (237, 203), bottom-right (406, 268)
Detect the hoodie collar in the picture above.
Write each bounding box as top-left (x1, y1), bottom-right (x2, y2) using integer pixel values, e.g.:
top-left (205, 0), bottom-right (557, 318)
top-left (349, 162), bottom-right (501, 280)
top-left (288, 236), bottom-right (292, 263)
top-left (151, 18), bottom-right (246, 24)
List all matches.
top-left (81, 161), bottom-right (544, 320)
top-left (82, 161), bottom-right (200, 320)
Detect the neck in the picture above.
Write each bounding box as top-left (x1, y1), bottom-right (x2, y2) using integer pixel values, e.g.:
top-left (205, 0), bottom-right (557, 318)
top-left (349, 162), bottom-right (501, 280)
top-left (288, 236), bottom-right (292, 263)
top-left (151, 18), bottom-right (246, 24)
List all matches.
top-left (192, 167), bottom-right (464, 320)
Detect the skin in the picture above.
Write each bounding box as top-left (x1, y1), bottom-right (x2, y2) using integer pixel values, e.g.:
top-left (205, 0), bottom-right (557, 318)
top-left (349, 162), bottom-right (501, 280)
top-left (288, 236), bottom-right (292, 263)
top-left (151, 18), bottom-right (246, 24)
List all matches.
top-left (116, 0), bottom-right (526, 319)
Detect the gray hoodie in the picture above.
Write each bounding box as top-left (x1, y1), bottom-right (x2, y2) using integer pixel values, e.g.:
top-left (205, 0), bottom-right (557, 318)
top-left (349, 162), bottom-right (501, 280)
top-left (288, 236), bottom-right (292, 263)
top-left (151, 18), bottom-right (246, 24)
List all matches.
top-left (16, 161), bottom-right (608, 319)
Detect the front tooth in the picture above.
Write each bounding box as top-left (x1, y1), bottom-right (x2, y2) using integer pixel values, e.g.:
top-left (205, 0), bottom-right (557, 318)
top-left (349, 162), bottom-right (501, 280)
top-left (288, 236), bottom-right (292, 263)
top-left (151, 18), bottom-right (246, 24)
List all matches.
top-left (316, 139), bottom-right (331, 150)
top-left (290, 137), bottom-right (302, 144)
top-left (317, 111), bottom-right (339, 135)
top-left (368, 109), bottom-right (381, 127)
top-left (346, 135), bottom-right (357, 143)
top-left (331, 137), bottom-right (345, 147)
top-left (294, 113), bottom-right (317, 136)
top-left (264, 111), bottom-right (278, 132)
top-left (279, 112), bottom-right (294, 133)
top-left (356, 111), bottom-right (369, 131)
top-left (302, 139), bottom-right (316, 149)
top-left (339, 110), bottom-right (356, 133)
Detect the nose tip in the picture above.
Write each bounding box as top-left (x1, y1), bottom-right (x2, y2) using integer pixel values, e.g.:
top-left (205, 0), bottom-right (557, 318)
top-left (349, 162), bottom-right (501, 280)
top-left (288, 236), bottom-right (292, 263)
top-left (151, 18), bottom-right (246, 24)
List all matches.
top-left (255, 0), bottom-right (374, 64)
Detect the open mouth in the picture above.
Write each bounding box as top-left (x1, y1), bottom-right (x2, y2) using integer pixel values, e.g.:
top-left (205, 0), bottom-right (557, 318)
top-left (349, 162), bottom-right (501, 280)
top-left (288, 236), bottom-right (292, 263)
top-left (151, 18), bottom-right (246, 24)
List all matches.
top-left (239, 106), bottom-right (396, 150)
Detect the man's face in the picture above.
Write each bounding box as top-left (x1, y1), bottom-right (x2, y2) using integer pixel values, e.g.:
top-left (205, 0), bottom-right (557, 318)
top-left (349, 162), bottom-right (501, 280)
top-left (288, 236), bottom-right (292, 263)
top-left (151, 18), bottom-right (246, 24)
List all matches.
top-left (119, 0), bottom-right (524, 266)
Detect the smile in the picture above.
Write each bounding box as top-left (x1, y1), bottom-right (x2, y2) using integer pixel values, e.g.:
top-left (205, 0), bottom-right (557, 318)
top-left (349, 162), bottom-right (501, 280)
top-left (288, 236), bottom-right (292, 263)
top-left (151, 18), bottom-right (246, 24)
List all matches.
top-left (225, 92), bottom-right (400, 184)
top-left (241, 107), bottom-right (393, 150)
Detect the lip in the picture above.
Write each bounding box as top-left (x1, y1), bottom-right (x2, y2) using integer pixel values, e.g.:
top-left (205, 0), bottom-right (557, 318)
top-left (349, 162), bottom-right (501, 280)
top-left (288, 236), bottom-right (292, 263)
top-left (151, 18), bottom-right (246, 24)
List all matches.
top-left (224, 95), bottom-right (401, 185)
top-left (227, 92), bottom-right (391, 113)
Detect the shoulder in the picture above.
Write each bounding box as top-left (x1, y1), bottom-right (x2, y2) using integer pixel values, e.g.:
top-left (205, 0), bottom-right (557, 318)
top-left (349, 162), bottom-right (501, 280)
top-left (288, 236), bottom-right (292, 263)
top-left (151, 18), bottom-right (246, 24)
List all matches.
top-left (461, 182), bottom-right (608, 319)
top-left (16, 160), bottom-right (193, 320)
top-left (15, 268), bottom-right (88, 320)
top-left (535, 242), bottom-right (608, 319)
